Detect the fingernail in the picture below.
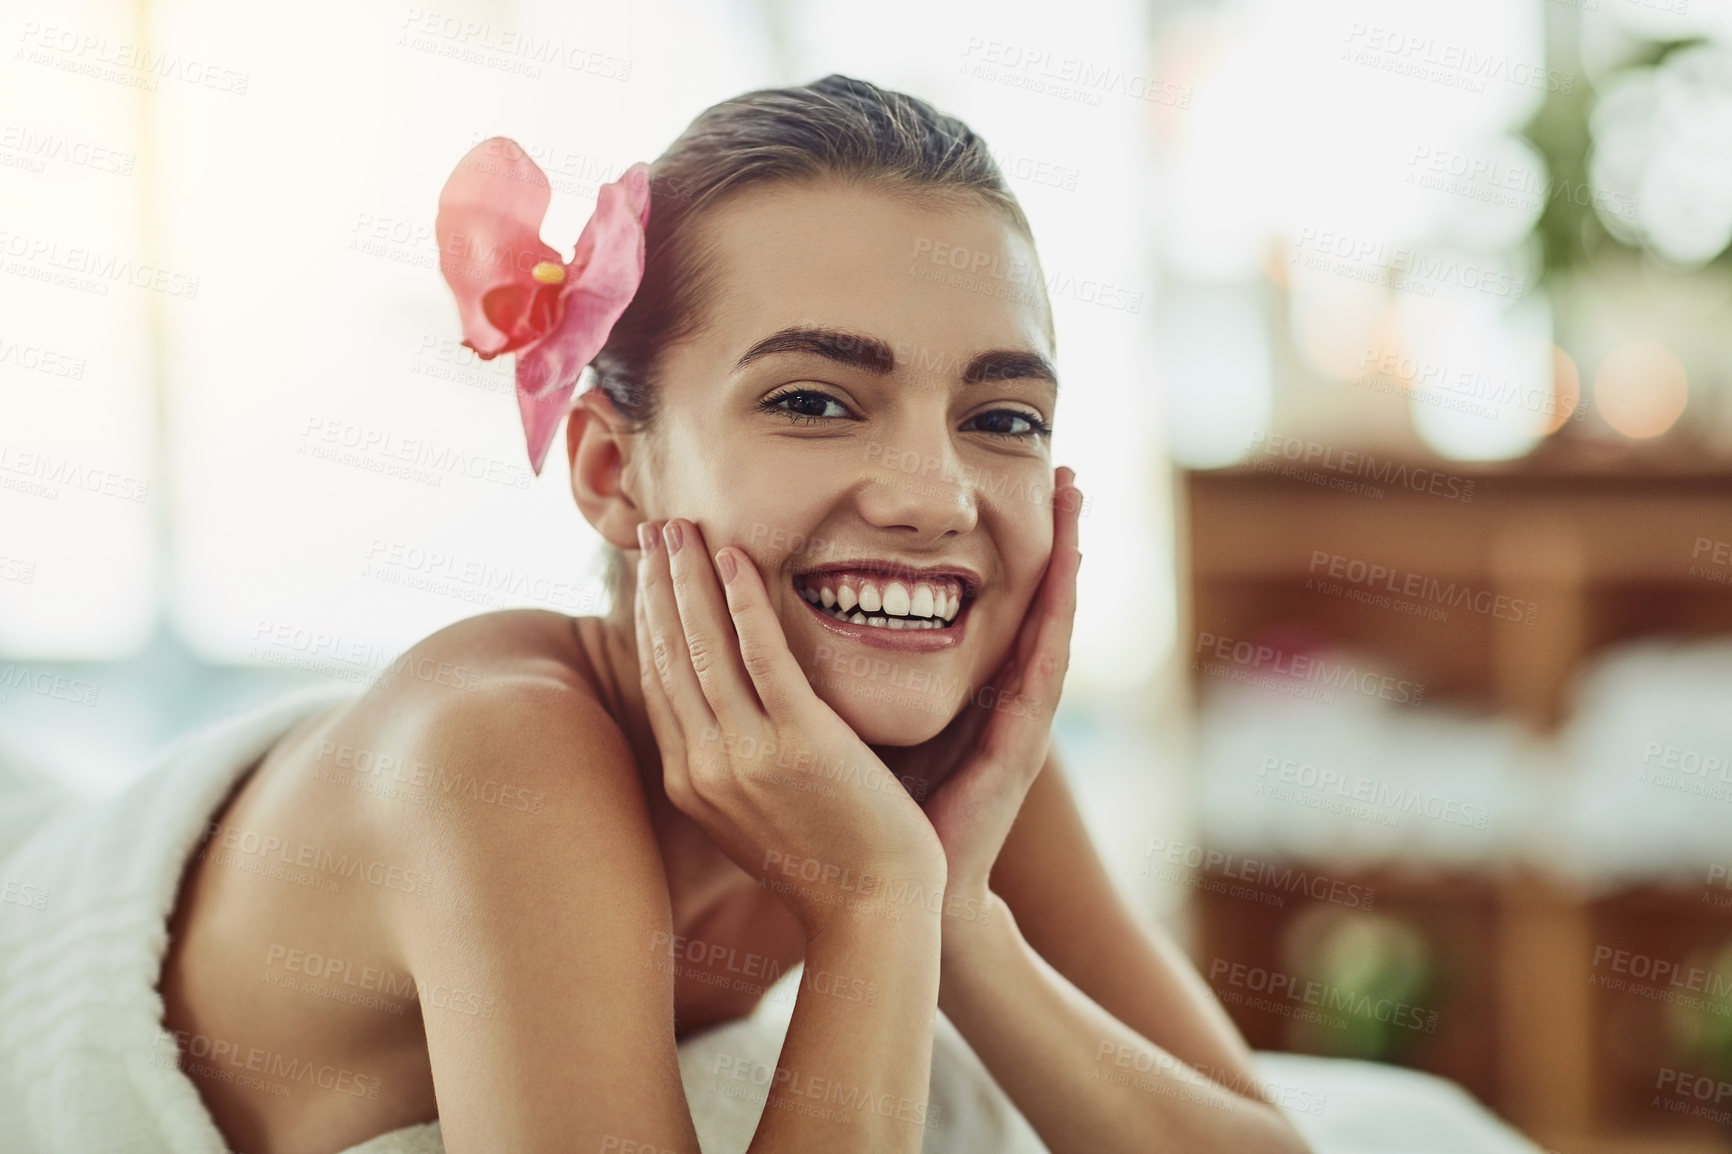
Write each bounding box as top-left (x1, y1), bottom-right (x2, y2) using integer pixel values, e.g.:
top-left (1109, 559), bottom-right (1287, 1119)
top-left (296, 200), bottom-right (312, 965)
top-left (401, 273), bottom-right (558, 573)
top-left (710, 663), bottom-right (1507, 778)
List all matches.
top-left (637, 522), bottom-right (657, 552)
top-left (663, 520), bottom-right (684, 552)
top-left (715, 549), bottom-right (737, 585)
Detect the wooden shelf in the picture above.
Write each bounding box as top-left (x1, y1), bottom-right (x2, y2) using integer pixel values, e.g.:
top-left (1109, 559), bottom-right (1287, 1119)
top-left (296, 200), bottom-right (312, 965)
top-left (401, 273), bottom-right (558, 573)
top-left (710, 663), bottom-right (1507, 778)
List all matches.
top-left (1183, 457), bottom-right (1732, 1152)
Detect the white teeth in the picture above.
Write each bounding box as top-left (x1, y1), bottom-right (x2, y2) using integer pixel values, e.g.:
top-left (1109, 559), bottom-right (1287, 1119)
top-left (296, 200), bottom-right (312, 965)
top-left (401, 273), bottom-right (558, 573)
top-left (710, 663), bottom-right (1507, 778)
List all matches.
top-left (801, 576), bottom-right (963, 630)
top-left (883, 582), bottom-right (911, 616)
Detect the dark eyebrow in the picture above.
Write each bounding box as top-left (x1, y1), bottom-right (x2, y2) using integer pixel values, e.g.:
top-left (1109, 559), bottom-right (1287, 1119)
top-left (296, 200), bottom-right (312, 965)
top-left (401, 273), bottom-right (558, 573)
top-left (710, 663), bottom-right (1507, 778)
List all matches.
top-left (734, 327), bottom-right (894, 375)
top-left (963, 350), bottom-right (1058, 390)
top-left (733, 326), bottom-right (1058, 391)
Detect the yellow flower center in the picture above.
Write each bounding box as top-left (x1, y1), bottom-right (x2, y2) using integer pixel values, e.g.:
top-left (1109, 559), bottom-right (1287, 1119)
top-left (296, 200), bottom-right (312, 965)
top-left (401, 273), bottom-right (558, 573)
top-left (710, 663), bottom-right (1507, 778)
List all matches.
top-left (530, 261), bottom-right (566, 285)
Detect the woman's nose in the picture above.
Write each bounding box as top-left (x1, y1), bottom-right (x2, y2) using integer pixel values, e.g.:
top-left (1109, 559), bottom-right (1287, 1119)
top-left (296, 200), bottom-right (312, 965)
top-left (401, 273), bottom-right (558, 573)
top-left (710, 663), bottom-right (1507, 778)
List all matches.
top-left (853, 435), bottom-right (980, 539)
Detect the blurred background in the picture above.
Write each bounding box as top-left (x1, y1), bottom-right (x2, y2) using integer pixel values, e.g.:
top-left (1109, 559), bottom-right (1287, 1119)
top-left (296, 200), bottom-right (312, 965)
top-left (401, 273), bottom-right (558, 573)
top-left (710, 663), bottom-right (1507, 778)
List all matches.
top-left (3, 0), bottom-right (1731, 1149)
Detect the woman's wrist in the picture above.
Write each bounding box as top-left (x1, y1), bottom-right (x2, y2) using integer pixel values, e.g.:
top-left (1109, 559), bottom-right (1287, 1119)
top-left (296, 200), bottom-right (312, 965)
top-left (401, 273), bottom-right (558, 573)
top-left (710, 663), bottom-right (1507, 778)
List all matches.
top-left (938, 889), bottom-right (1020, 1003)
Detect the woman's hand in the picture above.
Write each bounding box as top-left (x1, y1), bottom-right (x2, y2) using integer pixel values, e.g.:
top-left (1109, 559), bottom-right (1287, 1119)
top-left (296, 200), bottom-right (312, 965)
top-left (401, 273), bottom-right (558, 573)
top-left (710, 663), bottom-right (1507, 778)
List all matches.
top-left (877, 466), bottom-right (1083, 934)
top-left (632, 517), bottom-right (948, 940)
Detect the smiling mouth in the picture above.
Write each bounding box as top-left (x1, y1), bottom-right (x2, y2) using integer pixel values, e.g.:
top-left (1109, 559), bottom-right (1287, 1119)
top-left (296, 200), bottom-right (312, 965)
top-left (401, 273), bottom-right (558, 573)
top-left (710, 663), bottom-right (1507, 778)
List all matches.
top-left (793, 567), bottom-right (974, 631)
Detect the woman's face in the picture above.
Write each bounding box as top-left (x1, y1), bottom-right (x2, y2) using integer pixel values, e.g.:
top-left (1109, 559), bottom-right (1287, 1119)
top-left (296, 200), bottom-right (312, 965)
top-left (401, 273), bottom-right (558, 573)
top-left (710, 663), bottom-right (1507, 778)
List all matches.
top-left (637, 179), bottom-right (1058, 746)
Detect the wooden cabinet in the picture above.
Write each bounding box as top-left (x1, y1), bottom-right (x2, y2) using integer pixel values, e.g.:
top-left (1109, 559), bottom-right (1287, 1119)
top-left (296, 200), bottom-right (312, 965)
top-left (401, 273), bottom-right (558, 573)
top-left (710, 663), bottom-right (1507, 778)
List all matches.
top-left (1183, 459), bottom-right (1732, 1154)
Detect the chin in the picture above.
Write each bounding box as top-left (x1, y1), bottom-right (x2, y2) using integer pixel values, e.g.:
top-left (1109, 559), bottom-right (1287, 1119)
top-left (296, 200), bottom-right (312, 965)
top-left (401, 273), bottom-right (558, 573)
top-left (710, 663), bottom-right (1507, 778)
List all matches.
top-left (820, 683), bottom-right (959, 747)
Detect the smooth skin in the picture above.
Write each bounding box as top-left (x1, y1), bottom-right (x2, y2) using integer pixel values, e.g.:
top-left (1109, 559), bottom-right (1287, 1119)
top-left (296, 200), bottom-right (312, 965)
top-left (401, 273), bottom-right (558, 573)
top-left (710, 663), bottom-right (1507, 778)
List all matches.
top-left (158, 179), bottom-right (1311, 1154)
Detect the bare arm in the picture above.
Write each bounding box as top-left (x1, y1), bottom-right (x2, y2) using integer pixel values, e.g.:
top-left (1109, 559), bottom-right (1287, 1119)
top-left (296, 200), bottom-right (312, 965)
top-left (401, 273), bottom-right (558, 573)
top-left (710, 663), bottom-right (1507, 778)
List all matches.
top-left (387, 678), bottom-right (948, 1154)
top-left (941, 749), bottom-right (1311, 1153)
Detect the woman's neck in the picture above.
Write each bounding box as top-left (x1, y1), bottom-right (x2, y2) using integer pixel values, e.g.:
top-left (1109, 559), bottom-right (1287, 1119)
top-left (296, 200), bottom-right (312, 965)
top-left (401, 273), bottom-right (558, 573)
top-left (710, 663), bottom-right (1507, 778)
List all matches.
top-left (572, 597), bottom-right (759, 926)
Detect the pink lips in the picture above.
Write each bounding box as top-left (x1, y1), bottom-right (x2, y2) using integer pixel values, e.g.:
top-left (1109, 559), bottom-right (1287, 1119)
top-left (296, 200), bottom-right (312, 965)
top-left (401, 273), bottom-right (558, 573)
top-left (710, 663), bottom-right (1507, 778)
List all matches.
top-left (798, 592), bottom-right (968, 652)
top-left (790, 560), bottom-right (977, 653)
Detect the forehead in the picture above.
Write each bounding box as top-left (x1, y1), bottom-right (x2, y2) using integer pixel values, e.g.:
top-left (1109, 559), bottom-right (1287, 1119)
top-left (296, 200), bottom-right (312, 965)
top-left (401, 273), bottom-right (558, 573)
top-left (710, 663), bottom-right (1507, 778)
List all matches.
top-left (685, 179), bottom-right (1054, 371)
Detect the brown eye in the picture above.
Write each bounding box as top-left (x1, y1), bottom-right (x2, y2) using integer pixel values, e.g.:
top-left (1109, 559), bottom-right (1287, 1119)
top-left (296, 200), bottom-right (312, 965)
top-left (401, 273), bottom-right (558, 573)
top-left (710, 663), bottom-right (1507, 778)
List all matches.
top-left (962, 408), bottom-right (1051, 438)
top-left (759, 388), bottom-right (851, 423)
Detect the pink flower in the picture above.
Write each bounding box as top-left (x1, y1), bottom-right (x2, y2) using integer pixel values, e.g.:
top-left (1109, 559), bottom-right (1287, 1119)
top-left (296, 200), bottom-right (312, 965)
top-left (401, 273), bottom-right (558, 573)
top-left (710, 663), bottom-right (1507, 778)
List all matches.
top-left (436, 137), bottom-right (651, 475)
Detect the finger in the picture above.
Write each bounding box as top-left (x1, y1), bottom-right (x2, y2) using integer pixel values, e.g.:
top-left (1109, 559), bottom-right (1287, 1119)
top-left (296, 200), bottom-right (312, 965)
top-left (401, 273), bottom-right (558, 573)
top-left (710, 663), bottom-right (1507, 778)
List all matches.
top-left (630, 562), bottom-right (686, 776)
top-left (979, 473), bottom-right (1083, 760)
top-left (636, 519), bottom-right (719, 740)
top-left (662, 519), bottom-right (763, 732)
top-left (714, 544), bottom-right (815, 727)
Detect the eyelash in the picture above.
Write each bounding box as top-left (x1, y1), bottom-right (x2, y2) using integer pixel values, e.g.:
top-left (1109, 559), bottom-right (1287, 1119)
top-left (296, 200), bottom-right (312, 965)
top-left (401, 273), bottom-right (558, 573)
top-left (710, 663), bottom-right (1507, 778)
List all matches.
top-left (757, 387), bottom-right (1053, 439)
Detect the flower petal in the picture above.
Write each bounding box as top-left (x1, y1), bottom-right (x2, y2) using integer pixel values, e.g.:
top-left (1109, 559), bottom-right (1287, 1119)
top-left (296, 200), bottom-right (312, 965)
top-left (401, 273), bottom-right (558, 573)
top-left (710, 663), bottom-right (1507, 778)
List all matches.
top-left (514, 163), bottom-right (653, 474)
top-left (435, 138), bottom-right (562, 358)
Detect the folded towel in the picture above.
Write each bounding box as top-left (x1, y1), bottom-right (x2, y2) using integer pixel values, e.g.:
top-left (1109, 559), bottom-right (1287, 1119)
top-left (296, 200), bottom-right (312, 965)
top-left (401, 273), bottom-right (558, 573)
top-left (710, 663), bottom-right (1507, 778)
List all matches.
top-left (0, 684), bottom-right (1543, 1154)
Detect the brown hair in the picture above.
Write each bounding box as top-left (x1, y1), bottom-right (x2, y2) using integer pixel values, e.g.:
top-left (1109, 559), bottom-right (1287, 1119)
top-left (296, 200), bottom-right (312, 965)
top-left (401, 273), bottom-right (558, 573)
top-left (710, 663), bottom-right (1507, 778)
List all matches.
top-left (585, 73), bottom-right (1041, 605)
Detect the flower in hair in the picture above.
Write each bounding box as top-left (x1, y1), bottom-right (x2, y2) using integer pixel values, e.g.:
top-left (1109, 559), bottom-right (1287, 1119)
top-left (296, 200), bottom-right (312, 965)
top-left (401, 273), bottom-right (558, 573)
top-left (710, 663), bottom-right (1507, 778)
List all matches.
top-left (436, 137), bottom-right (651, 475)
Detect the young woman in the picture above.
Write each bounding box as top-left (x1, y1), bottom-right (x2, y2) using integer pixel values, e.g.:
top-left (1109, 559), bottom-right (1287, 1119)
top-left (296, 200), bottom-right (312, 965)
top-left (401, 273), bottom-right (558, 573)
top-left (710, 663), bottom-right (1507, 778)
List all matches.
top-left (158, 75), bottom-right (1312, 1154)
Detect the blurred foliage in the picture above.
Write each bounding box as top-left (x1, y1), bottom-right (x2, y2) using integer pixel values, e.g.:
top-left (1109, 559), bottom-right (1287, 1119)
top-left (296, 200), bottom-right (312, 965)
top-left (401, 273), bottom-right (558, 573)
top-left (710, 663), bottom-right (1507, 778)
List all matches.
top-left (1519, 36), bottom-right (1721, 287)
top-left (1666, 936), bottom-right (1732, 1079)
top-left (1282, 907), bottom-right (1441, 1062)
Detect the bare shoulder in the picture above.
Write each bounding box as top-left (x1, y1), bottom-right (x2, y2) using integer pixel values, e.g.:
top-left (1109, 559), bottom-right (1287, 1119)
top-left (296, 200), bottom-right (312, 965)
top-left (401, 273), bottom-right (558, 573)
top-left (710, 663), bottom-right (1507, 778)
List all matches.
top-left (325, 612), bottom-right (698, 1149)
top-left (328, 608), bottom-right (660, 879)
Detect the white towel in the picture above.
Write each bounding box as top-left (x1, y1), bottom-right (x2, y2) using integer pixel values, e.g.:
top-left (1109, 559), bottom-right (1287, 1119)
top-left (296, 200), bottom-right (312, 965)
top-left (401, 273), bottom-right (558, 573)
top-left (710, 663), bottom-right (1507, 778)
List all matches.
top-left (0, 684), bottom-right (1542, 1154)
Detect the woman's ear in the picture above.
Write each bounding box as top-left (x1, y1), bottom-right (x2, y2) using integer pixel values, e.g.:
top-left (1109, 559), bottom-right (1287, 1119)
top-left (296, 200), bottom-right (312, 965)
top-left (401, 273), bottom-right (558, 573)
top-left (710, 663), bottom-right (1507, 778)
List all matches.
top-left (565, 389), bottom-right (645, 551)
